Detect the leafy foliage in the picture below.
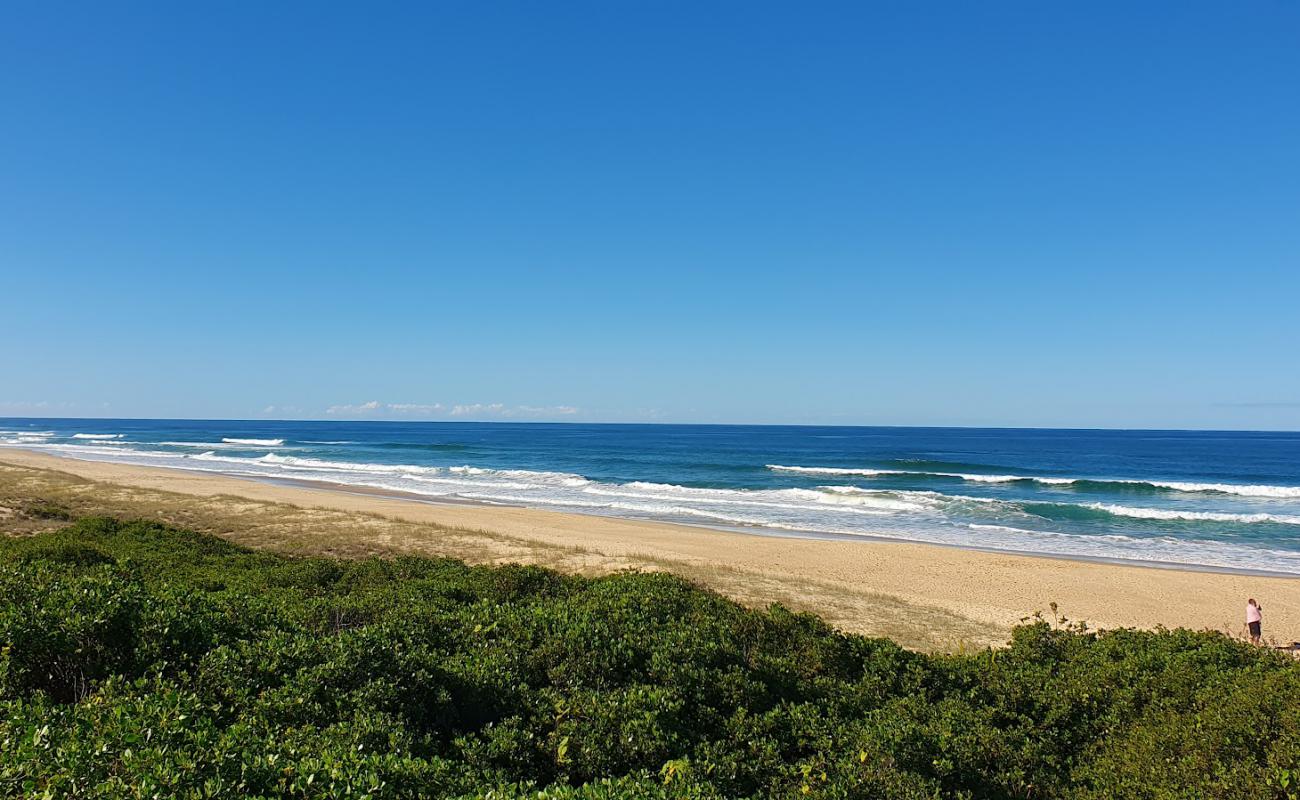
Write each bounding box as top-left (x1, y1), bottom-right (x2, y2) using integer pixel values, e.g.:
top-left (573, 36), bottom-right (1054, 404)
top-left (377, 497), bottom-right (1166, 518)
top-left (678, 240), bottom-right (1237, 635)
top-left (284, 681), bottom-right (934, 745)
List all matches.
top-left (1, 517), bottom-right (1297, 798)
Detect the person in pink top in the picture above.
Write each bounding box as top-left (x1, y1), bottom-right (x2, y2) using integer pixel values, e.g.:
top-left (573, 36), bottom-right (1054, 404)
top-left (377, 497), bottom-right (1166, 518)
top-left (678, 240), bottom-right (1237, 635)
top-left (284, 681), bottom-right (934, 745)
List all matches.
top-left (1246, 598), bottom-right (1263, 645)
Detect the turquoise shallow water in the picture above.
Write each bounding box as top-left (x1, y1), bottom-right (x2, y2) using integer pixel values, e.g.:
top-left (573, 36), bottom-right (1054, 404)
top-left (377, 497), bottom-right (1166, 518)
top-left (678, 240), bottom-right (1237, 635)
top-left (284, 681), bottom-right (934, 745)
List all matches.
top-left (3, 419), bottom-right (1299, 573)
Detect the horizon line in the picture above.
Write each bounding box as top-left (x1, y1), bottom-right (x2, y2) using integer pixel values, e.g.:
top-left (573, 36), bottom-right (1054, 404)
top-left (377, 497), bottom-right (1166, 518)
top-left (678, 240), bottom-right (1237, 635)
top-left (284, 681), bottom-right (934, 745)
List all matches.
top-left (1, 414), bottom-right (1297, 436)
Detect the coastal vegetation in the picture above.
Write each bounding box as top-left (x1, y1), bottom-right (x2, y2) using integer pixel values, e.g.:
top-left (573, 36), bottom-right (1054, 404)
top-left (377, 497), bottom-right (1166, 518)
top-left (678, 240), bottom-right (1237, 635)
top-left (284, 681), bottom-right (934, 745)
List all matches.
top-left (2, 515), bottom-right (1299, 799)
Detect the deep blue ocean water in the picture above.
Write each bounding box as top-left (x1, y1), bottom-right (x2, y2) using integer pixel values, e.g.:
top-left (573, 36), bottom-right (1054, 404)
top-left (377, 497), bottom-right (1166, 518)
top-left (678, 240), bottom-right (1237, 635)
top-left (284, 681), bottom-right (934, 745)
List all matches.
top-left (4, 418), bottom-right (1300, 573)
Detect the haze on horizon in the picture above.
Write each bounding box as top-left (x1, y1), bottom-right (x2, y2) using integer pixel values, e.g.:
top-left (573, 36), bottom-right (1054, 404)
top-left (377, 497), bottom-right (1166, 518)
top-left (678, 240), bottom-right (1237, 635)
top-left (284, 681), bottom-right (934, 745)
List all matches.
top-left (2, 3), bottom-right (1297, 431)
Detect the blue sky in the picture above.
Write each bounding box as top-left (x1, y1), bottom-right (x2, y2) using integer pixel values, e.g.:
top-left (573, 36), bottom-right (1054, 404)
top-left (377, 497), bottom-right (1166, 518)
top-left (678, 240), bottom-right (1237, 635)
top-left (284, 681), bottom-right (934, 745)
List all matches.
top-left (1, 2), bottom-right (1297, 429)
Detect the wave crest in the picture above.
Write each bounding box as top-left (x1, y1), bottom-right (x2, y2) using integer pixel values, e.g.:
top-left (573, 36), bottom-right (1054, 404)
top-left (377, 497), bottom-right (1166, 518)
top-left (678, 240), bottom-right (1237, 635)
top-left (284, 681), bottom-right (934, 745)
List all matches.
top-left (766, 465), bottom-right (1300, 498)
top-left (1083, 503), bottom-right (1300, 526)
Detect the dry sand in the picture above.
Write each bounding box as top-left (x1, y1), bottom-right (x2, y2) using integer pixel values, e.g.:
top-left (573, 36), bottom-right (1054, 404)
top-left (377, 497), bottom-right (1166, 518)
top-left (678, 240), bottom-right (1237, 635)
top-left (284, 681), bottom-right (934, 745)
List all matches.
top-left (3, 448), bottom-right (1298, 652)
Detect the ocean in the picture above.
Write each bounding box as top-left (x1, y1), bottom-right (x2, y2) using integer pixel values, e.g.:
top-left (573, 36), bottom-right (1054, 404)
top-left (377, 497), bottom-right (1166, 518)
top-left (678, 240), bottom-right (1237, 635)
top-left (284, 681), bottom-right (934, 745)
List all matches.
top-left (3, 418), bottom-right (1299, 574)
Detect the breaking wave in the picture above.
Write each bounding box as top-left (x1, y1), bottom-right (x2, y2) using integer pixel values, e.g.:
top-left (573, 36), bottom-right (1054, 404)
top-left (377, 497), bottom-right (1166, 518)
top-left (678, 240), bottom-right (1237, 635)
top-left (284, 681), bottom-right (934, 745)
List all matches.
top-left (767, 465), bottom-right (1300, 498)
top-left (1081, 503), bottom-right (1300, 526)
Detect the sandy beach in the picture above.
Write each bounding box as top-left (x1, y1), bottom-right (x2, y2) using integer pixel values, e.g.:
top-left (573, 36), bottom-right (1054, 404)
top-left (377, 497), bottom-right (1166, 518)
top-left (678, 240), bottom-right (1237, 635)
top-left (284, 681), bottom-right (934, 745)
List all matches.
top-left (3, 448), bottom-right (1298, 651)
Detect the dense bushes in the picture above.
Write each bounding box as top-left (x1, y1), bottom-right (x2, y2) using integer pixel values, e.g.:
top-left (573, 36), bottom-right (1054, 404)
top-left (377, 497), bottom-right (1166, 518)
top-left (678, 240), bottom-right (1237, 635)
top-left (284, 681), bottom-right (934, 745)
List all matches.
top-left (1, 517), bottom-right (1298, 798)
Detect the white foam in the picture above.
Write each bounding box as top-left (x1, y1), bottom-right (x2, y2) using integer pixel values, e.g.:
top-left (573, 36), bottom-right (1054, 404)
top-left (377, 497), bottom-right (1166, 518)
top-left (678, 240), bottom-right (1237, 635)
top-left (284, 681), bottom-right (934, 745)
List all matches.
top-left (13, 442), bottom-right (1300, 574)
top-left (590, 482), bottom-right (951, 514)
top-left (1084, 503), bottom-right (1300, 525)
top-left (455, 492), bottom-right (773, 527)
top-left (221, 438), bottom-right (285, 446)
top-left (181, 452), bottom-right (590, 490)
top-left (767, 464), bottom-right (899, 477)
top-left (404, 474), bottom-right (538, 491)
top-left (252, 453), bottom-right (437, 475)
top-left (72, 433), bottom-right (124, 440)
top-left (771, 464), bottom-right (1079, 484)
top-left (817, 485), bottom-right (1003, 506)
top-left (767, 465), bottom-right (1300, 498)
top-left (781, 487), bottom-right (937, 512)
top-left (35, 443), bottom-right (183, 458)
top-left (768, 464), bottom-right (1031, 483)
top-left (970, 523), bottom-right (1059, 536)
top-left (1142, 480), bottom-right (1300, 499)
top-left (580, 486), bottom-right (897, 516)
top-left (449, 465), bottom-right (590, 486)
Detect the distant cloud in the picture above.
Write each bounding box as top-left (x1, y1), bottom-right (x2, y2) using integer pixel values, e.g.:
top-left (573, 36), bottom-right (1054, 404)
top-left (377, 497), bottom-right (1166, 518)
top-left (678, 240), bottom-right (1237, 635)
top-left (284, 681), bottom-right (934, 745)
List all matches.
top-left (388, 403), bottom-right (446, 414)
top-left (261, 405), bottom-right (304, 416)
top-left (449, 403), bottom-right (503, 417)
top-left (449, 403), bottom-right (578, 418)
top-left (0, 400), bottom-right (51, 410)
top-left (1214, 402), bottom-right (1300, 409)
top-left (326, 401), bottom-right (579, 420)
top-left (326, 400), bottom-right (384, 415)
top-left (521, 405), bottom-right (579, 416)
top-left (0, 400), bottom-right (77, 414)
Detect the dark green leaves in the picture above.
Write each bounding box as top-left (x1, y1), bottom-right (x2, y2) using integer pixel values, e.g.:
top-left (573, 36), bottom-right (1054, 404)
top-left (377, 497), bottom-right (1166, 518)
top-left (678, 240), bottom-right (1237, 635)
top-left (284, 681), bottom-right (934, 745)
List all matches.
top-left (1, 518), bottom-right (1297, 799)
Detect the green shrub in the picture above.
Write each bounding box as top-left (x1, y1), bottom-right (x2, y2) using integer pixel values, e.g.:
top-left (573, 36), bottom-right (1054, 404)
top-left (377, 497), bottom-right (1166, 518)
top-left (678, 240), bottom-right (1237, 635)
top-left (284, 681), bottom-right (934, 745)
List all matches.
top-left (1, 517), bottom-right (1297, 799)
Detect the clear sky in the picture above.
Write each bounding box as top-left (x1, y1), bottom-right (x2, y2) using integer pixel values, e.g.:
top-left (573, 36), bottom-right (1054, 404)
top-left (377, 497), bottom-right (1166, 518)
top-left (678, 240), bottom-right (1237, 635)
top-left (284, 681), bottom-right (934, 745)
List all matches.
top-left (1, 2), bottom-right (1297, 429)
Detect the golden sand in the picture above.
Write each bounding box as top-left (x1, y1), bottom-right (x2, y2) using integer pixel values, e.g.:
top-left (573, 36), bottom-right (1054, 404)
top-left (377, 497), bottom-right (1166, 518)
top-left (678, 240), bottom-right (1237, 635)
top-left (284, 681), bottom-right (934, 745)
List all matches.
top-left (3, 448), bottom-right (1297, 652)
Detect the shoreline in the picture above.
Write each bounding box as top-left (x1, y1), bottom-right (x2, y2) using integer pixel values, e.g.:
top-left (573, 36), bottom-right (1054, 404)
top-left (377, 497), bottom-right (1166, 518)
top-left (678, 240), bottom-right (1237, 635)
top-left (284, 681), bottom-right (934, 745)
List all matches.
top-left (255, 473), bottom-right (1300, 579)
top-left (17, 445), bottom-right (1300, 580)
top-left (4, 447), bottom-right (1300, 650)
top-left (8, 443), bottom-right (1300, 580)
